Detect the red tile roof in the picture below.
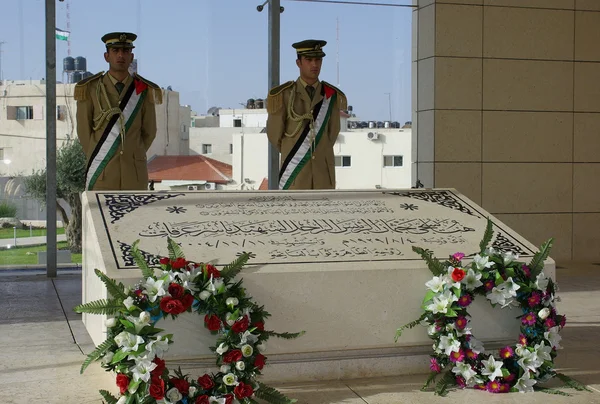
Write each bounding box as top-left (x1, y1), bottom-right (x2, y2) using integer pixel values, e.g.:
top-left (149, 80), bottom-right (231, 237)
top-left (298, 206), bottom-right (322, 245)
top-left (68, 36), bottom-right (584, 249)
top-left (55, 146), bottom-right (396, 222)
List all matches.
top-left (148, 155), bottom-right (232, 184)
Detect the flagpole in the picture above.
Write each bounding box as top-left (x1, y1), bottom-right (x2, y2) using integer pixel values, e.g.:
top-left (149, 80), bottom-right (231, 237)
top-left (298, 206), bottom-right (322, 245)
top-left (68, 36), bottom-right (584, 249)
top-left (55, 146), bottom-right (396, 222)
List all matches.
top-left (46, 0), bottom-right (57, 278)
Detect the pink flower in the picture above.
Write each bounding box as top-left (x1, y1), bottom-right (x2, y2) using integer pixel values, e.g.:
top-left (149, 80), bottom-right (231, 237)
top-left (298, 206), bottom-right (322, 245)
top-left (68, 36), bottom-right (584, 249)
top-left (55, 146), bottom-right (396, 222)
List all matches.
top-left (452, 252), bottom-right (465, 261)
top-left (560, 315), bottom-right (567, 328)
top-left (455, 376), bottom-right (466, 388)
top-left (504, 373), bottom-right (516, 383)
top-left (521, 312), bottom-right (536, 326)
top-left (519, 334), bottom-right (527, 345)
top-left (429, 357), bottom-right (441, 373)
top-left (474, 384), bottom-right (487, 391)
top-left (499, 346), bottom-right (514, 359)
top-left (499, 383), bottom-right (510, 393)
top-left (449, 349), bottom-right (465, 363)
top-left (521, 265), bottom-right (531, 278)
top-left (544, 318), bottom-right (556, 328)
top-left (487, 380), bottom-right (502, 393)
top-left (465, 348), bottom-right (478, 360)
top-left (527, 292), bottom-right (542, 307)
top-left (455, 316), bottom-right (468, 330)
top-left (484, 280), bottom-right (495, 292)
top-left (458, 294), bottom-right (472, 307)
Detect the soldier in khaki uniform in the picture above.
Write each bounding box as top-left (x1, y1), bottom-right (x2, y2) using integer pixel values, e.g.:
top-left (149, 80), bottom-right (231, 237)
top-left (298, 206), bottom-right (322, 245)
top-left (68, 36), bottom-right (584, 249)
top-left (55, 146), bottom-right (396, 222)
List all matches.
top-left (266, 39), bottom-right (347, 190)
top-left (75, 32), bottom-right (162, 191)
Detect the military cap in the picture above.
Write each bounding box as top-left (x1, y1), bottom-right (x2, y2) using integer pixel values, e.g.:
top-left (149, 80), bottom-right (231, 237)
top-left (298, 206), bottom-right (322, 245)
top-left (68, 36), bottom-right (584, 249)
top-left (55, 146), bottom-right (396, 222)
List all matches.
top-left (101, 32), bottom-right (136, 49)
top-left (292, 39), bottom-right (326, 58)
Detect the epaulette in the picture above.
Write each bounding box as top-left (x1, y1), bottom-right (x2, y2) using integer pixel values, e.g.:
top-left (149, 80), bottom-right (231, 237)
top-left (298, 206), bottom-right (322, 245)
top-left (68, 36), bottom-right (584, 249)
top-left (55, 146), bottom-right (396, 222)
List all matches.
top-left (266, 81), bottom-right (294, 113)
top-left (134, 73), bottom-right (163, 105)
top-left (322, 81), bottom-right (348, 111)
top-left (73, 71), bottom-right (103, 101)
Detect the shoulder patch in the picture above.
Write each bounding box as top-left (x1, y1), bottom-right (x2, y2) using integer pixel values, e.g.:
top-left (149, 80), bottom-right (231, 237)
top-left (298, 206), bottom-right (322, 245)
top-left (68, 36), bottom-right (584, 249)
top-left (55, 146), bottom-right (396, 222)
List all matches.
top-left (73, 71), bottom-right (103, 101)
top-left (267, 81), bottom-right (294, 113)
top-left (322, 81), bottom-right (347, 110)
top-left (134, 73), bottom-right (163, 105)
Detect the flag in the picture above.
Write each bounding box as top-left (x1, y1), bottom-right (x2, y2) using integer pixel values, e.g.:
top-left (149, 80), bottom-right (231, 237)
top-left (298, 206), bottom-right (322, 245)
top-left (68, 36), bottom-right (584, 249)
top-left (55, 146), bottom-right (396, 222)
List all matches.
top-left (56, 28), bottom-right (70, 41)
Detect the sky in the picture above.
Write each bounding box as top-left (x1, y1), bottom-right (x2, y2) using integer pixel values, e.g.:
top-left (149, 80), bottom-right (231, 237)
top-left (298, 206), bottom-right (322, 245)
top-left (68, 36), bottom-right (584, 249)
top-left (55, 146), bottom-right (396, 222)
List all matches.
top-left (0, 0), bottom-right (413, 122)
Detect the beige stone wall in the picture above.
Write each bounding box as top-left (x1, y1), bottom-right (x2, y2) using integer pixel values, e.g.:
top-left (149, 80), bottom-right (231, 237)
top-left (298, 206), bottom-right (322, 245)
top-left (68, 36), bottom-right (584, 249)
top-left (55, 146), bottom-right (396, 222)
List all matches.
top-left (413, 0), bottom-right (600, 262)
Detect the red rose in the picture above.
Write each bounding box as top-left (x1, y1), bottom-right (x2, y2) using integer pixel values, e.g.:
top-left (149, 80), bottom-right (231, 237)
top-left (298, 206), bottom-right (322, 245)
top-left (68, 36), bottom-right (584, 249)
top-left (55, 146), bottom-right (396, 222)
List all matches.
top-left (159, 257), bottom-right (170, 265)
top-left (116, 373), bottom-right (130, 394)
top-left (234, 382), bottom-right (254, 399)
top-left (451, 268), bottom-right (466, 282)
top-left (152, 358), bottom-right (166, 376)
top-left (168, 283), bottom-right (185, 299)
top-left (204, 314), bottom-right (221, 331)
top-left (231, 316), bottom-right (249, 333)
top-left (223, 349), bottom-right (243, 363)
top-left (254, 353), bottom-right (266, 370)
top-left (160, 296), bottom-right (186, 315)
top-left (195, 396), bottom-right (210, 404)
top-left (224, 394), bottom-right (234, 404)
top-left (204, 264), bottom-right (221, 278)
top-left (181, 293), bottom-right (194, 310)
top-left (197, 374), bottom-right (215, 390)
top-left (169, 377), bottom-right (190, 395)
top-left (149, 378), bottom-right (165, 400)
top-left (171, 257), bottom-right (188, 270)
top-left (253, 322), bottom-right (265, 331)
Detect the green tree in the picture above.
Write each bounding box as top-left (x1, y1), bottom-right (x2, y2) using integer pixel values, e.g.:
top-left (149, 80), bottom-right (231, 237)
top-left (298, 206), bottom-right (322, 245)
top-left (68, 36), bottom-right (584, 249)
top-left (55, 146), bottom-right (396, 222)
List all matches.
top-left (22, 139), bottom-right (86, 253)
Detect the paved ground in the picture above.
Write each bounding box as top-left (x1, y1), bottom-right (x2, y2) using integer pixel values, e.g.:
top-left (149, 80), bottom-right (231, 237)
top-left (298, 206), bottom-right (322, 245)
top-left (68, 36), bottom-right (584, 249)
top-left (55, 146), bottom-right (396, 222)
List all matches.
top-left (0, 263), bottom-right (598, 404)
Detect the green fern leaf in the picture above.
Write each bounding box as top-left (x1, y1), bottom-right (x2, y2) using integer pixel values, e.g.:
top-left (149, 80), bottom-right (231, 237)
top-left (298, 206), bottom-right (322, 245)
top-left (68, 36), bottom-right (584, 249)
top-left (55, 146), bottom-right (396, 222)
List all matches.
top-left (420, 371), bottom-right (438, 391)
top-left (395, 312), bottom-right (427, 342)
top-left (555, 372), bottom-right (594, 392)
top-left (254, 382), bottom-right (297, 403)
top-left (94, 269), bottom-right (128, 300)
top-left (534, 386), bottom-right (571, 396)
top-left (479, 218), bottom-right (495, 253)
top-left (412, 247), bottom-right (444, 276)
top-left (435, 371), bottom-right (456, 397)
top-left (245, 398), bottom-right (260, 404)
top-left (131, 239), bottom-right (155, 279)
top-left (73, 299), bottom-right (123, 315)
top-left (167, 237), bottom-right (185, 260)
top-left (528, 238), bottom-right (554, 279)
top-left (264, 330), bottom-right (306, 339)
top-left (81, 338), bottom-right (116, 374)
top-left (99, 389), bottom-right (118, 404)
top-left (220, 252), bottom-right (251, 280)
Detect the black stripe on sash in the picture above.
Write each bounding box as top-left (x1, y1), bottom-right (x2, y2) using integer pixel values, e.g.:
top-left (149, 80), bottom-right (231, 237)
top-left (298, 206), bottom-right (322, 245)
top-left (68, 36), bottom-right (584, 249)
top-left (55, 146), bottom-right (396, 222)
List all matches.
top-left (279, 88), bottom-right (325, 181)
top-left (85, 79), bottom-right (136, 176)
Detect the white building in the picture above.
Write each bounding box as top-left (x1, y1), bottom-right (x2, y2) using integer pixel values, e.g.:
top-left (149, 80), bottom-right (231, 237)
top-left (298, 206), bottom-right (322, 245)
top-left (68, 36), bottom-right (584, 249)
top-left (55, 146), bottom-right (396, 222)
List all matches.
top-left (232, 127), bottom-right (412, 190)
top-left (0, 79), bottom-right (190, 177)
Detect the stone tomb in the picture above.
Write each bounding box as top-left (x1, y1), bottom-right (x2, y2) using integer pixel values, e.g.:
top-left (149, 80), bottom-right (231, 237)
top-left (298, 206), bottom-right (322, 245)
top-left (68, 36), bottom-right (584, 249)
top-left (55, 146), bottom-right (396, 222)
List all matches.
top-left (81, 189), bottom-right (554, 382)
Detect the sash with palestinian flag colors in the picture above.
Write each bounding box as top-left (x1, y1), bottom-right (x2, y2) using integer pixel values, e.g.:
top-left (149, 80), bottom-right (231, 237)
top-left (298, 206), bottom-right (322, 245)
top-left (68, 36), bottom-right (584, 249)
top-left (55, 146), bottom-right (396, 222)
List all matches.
top-left (278, 84), bottom-right (337, 190)
top-left (85, 78), bottom-right (148, 190)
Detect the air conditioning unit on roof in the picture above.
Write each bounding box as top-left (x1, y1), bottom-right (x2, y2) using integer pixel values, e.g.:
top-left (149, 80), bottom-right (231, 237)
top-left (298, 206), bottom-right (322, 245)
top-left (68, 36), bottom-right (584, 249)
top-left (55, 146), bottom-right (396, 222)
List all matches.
top-left (367, 132), bottom-right (379, 141)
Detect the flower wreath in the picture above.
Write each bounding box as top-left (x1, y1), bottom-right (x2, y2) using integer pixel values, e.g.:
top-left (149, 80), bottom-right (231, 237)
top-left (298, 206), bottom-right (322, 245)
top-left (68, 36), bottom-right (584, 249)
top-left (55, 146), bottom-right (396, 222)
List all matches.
top-left (396, 219), bottom-right (590, 397)
top-left (75, 238), bottom-right (303, 404)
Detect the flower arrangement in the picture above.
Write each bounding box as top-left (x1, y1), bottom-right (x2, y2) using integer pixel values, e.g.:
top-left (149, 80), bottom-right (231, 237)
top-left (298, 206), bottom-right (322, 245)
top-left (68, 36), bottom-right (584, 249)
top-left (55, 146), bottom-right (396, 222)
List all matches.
top-left (75, 238), bottom-right (303, 404)
top-left (396, 219), bottom-right (590, 396)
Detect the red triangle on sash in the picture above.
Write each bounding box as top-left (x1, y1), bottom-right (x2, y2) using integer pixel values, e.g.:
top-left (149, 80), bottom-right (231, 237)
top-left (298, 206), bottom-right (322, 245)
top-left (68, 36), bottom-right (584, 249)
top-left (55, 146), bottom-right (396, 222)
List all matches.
top-left (134, 78), bottom-right (148, 95)
top-left (323, 83), bottom-right (335, 99)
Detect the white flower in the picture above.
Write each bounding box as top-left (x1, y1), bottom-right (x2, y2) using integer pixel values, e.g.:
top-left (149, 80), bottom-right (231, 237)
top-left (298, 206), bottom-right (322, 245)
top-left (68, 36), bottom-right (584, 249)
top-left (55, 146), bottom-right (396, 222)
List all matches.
top-left (481, 355), bottom-right (504, 381)
top-left (139, 311), bottom-right (151, 324)
top-left (534, 341), bottom-right (552, 362)
top-left (425, 276), bottom-right (445, 293)
top-left (105, 317), bottom-right (117, 328)
top-left (451, 361), bottom-right (477, 382)
top-left (487, 287), bottom-right (507, 306)
top-left (256, 342), bottom-right (266, 352)
top-left (142, 277), bottom-right (167, 303)
top-left (236, 361), bottom-right (246, 371)
top-left (117, 397), bottom-right (127, 404)
top-left (101, 351), bottom-right (114, 365)
top-left (188, 386), bottom-right (197, 397)
top-left (500, 277), bottom-right (520, 298)
top-left (517, 349), bottom-right (542, 372)
top-left (126, 313), bottom-right (151, 333)
top-left (468, 336), bottom-right (485, 354)
top-left (241, 344), bottom-right (254, 357)
top-left (462, 269), bottom-right (483, 291)
top-left (438, 334), bottom-right (460, 356)
top-left (220, 365), bottom-right (231, 373)
top-left (165, 387), bottom-right (183, 402)
top-left (130, 355), bottom-right (157, 383)
top-left (239, 330), bottom-right (259, 346)
top-left (216, 343), bottom-right (229, 355)
top-left (222, 372), bottom-right (238, 386)
top-left (175, 268), bottom-right (202, 291)
top-left (123, 296), bottom-right (135, 310)
top-left (515, 370), bottom-right (536, 393)
top-left (199, 290), bottom-right (212, 301)
top-left (427, 324), bottom-right (437, 336)
top-left (146, 335), bottom-right (170, 358)
top-left (515, 344), bottom-right (527, 357)
top-left (538, 308), bottom-right (551, 320)
top-left (502, 251), bottom-right (519, 265)
top-left (114, 331), bottom-right (144, 352)
top-left (226, 312), bottom-right (237, 326)
top-left (425, 295), bottom-right (452, 314)
top-left (226, 297), bottom-right (239, 307)
top-left (536, 273), bottom-right (549, 291)
top-left (544, 326), bottom-right (562, 349)
top-left (473, 254), bottom-right (494, 270)
top-left (209, 398), bottom-right (227, 404)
